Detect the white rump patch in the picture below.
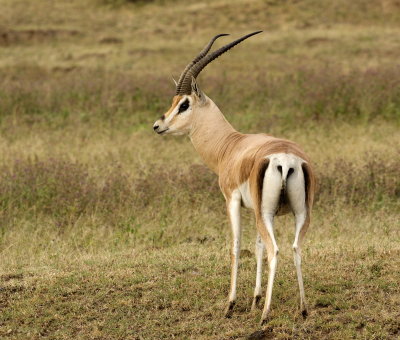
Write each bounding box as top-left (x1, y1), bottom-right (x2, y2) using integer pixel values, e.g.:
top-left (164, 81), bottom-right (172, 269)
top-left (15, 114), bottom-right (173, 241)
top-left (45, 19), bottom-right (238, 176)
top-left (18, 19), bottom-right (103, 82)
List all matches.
top-left (262, 153), bottom-right (307, 216)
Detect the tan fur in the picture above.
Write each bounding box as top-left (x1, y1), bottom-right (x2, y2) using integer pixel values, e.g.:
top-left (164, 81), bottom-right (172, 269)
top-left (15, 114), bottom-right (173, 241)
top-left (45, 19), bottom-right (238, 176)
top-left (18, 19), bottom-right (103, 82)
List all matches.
top-left (155, 88), bottom-right (316, 322)
top-left (189, 96), bottom-right (316, 261)
top-left (189, 98), bottom-right (316, 208)
top-left (189, 97), bottom-right (316, 322)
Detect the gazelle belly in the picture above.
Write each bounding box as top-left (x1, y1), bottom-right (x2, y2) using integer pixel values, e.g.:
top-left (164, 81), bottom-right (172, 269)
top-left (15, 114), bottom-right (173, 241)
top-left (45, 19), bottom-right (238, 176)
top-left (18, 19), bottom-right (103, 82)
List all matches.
top-left (238, 180), bottom-right (254, 209)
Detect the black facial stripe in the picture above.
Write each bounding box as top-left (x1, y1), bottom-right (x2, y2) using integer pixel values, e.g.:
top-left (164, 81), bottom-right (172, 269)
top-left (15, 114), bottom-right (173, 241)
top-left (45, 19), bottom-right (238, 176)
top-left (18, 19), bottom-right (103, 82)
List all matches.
top-left (178, 99), bottom-right (190, 114)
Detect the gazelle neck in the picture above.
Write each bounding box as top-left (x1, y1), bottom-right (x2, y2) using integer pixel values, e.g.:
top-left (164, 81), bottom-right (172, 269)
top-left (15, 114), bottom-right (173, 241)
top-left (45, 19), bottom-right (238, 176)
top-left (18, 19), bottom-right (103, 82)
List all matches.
top-left (189, 97), bottom-right (238, 173)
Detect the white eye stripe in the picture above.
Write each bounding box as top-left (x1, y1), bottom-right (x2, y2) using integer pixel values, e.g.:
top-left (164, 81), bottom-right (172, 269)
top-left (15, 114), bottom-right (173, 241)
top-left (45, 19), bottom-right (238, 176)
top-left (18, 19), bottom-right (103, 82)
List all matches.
top-left (166, 97), bottom-right (191, 123)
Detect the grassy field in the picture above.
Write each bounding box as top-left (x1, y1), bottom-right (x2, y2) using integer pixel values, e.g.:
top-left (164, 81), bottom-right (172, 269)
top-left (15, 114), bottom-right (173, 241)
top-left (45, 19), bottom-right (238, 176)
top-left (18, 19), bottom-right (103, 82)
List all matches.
top-left (0, 0), bottom-right (399, 339)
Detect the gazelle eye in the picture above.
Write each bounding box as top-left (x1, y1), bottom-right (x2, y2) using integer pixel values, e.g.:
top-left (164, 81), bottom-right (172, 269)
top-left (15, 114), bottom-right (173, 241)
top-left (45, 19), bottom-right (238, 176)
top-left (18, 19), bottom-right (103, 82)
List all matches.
top-left (178, 99), bottom-right (189, 113)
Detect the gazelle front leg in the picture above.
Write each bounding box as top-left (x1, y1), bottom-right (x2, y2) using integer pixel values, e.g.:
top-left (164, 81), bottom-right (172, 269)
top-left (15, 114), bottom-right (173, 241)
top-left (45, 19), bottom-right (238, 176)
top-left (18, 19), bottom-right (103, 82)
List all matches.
top-left (251, 232), bottom-right (264, 310)
top-left (225, 190), bottom-right (242, 318)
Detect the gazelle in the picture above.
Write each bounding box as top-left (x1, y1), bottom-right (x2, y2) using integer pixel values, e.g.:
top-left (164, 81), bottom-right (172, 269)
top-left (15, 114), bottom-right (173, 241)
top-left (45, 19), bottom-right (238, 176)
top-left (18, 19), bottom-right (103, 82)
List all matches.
top-left (153, 31), bottom-right (316, 325)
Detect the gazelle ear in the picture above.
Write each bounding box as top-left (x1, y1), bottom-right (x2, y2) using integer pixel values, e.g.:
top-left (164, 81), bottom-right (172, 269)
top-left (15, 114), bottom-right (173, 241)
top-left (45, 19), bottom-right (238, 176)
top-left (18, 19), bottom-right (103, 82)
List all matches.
top-left (191, 77), bottom-right (206, 104)
top-left (172, 76), bottom-right (178, 87)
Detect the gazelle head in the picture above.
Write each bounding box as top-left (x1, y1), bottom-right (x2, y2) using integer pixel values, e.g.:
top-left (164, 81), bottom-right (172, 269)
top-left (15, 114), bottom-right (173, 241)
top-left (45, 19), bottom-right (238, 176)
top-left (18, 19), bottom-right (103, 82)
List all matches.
top-left (153, 31), bottom-right (262, 136)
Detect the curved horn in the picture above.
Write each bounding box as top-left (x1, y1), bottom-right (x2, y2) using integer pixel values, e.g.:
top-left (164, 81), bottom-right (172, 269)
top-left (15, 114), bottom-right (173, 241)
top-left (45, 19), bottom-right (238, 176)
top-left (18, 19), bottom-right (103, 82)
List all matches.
top-left (178, 31), bottom-right (262, 95)
top-left (176, 33), bottom-right (229, 95)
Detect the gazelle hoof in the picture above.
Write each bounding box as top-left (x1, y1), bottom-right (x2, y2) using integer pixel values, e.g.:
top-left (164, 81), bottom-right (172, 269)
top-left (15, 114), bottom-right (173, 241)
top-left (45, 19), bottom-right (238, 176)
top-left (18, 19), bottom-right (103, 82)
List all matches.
top-left (251, 295), bottom-right (261, 311)
top-left (224, 301), bottom-right (235, 318)
top-left (301, 308), bottom-right (308, 318)
top-left (260, 316), bottom-right (271, 326)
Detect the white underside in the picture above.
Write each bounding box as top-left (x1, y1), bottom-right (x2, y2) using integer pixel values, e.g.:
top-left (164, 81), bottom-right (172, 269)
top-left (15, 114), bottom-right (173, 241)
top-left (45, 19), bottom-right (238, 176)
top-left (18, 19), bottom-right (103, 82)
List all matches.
top-left (238, 180), bottom-right (253, 209)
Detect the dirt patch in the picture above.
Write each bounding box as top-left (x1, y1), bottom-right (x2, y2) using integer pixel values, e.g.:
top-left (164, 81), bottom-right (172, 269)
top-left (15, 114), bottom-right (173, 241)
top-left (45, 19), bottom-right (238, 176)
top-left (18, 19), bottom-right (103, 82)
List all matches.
top-left (246, 328), bottom-right (275, 340)
top-left (1, 273), bottom-right (23, 282)
top-left (52, 66), bottom-right (81, 73)
top-left (99, 36), bottom-right (123, 44)
top-left (0, 29), bottom-right (81, 46)
top-left (240, 249), bottom-right (253, 258)
top-left (128, 47), bottom-right (169, 57)
top-left (76, 52), bottom-right (107, 60)
top-left (305, 37), bottom-right (335, 47)
top-left (0, 285), bottom-right (25, 308)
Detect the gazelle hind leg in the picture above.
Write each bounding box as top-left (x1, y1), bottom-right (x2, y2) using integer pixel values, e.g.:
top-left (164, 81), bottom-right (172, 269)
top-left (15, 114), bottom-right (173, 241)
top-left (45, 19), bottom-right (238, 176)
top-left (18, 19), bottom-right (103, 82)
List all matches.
top-left (287, 164), bottom-right (309, 317)
top-left (251, 232), bottom-right (264, 310)
top-left (257, 161), bottom-right (281, 325)
top-left (259, 213), bottom-right (279, 325)
top-left (293, 212), bottom-right (309, 317)
top-left (225, 190), bottom-right (242, 318)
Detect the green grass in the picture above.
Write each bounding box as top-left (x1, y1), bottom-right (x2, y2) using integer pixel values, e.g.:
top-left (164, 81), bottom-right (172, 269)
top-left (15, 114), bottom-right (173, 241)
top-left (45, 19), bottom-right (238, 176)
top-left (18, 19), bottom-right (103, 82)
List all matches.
top-left (0, 0), bottom-right (399, 338)
top-left (2, 218), bottom-right (399, 339)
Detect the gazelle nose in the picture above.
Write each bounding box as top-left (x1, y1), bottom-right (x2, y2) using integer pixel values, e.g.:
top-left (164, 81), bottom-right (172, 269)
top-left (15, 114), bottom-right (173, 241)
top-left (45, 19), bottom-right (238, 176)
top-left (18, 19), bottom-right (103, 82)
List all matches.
top-left (153, 125), bottom-right (159, 131)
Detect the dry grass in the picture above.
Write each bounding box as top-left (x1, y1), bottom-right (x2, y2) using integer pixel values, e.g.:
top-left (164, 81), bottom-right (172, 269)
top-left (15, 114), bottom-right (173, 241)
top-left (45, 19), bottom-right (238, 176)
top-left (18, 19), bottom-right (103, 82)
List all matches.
top-left (0, 0), bottom-right (399, 339)
top-left (0, 152), bottom-right (398, 230)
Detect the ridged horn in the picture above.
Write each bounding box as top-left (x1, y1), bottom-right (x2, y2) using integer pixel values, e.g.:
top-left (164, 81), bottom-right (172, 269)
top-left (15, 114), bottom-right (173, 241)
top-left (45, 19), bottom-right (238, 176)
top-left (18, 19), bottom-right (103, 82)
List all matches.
top-left (178, 31), bottom-right (263, 95)
top-left (176, 34), bottom-right (229, 95)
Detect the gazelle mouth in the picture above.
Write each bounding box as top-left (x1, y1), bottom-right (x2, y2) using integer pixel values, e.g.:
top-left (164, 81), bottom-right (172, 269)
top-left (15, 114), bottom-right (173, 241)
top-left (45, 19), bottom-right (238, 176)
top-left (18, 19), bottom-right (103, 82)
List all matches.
top-left (157, 128), bottom-right (169, 135)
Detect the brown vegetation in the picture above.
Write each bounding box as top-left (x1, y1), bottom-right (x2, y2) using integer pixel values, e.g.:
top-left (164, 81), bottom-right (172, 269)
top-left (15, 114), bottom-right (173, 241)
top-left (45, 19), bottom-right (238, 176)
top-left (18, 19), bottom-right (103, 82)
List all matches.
top-left (0, 29), bottom-right (81, 46)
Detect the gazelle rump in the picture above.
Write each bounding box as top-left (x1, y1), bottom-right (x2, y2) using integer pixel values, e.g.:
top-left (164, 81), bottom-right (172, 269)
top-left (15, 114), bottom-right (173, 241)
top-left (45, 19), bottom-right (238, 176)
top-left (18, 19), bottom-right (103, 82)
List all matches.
top-left (153, 32), bottom-right (316, 325)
